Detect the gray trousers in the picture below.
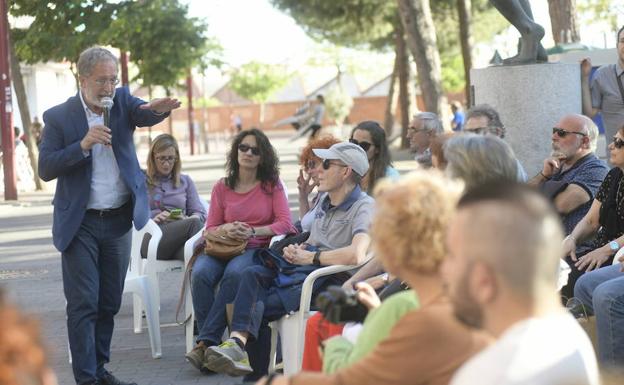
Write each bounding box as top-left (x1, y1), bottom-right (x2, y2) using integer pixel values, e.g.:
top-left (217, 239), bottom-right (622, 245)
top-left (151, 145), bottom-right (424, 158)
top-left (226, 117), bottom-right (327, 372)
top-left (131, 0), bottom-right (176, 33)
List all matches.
top-left (141, 216), bottom-right (203, 261)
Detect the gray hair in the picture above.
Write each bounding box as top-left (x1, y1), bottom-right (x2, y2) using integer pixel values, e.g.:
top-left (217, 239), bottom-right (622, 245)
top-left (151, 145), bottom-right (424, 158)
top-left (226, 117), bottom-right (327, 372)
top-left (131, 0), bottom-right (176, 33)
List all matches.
top-left (414, 112), bottom-right (443, 134)
top-left (444, 133), bottom-right (518, 190)
top-left (579, 115), bottom-right (599, 153)
top-left (77, 46), bottom-right (118, 77)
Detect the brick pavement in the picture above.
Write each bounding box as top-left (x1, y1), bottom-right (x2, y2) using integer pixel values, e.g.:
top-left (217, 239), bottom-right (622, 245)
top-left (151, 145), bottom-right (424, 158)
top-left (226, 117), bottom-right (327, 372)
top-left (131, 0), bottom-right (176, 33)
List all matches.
top-left (0, 131), bottom-right (417, 385)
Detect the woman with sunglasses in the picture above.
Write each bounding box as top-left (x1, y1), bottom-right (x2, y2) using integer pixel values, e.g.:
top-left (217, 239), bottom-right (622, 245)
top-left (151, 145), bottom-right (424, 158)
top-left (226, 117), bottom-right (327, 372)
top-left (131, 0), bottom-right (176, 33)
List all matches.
top-left (563, 130), bottom-right (624, 302)
top-left (144, 134), bottom-right (206, 261)
top-left (349, 121), bottom-right (399, 193)
top-left (186, 128), bottom-right (295, 371)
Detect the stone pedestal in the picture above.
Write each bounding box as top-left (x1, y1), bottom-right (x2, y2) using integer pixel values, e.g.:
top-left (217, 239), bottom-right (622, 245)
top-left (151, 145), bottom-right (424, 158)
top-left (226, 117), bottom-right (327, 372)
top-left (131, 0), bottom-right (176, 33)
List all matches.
top-left (471, 63), bottom-right (581, 176)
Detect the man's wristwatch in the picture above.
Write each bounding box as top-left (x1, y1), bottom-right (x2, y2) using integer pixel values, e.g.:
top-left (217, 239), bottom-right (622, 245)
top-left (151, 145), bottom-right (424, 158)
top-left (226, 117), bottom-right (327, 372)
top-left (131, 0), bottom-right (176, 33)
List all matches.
top-left (313, 250), bottom-right (322, 266)
top-left (609, 240), bottom-right (620, 253)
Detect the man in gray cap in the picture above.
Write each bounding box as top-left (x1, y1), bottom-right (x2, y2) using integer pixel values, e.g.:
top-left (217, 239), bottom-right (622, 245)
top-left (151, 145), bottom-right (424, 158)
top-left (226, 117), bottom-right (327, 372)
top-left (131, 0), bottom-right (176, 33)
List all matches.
top-left (198, 142), bottom-right (375, 379)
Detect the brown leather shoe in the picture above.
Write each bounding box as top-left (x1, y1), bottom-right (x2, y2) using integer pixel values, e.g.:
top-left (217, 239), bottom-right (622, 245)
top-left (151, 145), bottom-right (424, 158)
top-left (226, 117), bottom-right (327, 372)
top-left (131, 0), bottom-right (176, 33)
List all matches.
top-left (185, 341), bottom-right (207, 371)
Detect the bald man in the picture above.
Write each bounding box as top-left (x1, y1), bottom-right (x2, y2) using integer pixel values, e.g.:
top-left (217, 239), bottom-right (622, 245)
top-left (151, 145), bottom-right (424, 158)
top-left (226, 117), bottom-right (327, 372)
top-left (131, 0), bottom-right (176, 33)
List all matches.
top-left (528, 114), bottom-right (608, 240)
top-left (443, 182), bottom-right (599, 385)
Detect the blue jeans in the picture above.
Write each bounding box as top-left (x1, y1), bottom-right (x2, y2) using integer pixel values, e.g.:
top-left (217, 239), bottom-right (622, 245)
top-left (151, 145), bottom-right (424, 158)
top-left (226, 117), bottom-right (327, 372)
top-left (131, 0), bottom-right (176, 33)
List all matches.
top-left (63, 208), bottom-right (132, 385)
top-left (574, 263), bottom-right (624, 366)
top-left (191, 249), bottom-right (256, 344)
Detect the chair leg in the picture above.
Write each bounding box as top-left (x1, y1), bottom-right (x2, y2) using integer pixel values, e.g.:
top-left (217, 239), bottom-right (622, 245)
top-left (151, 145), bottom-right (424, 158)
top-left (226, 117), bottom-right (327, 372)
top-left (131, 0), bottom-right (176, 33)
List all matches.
top-left (185, 283), bottom-right (195, 353)
top-left (133, 293), bottom-right (143, 334)
top-left (268, 321), bottom-right (279, 373)
top-left (138, 278), bottom-right (162, 359)
top-left (279, 316), bottom-right (302, 376)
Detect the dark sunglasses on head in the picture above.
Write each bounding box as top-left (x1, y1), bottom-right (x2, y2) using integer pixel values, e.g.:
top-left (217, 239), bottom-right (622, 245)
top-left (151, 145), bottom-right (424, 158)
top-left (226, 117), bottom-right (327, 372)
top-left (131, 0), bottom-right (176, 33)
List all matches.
top-left (553, 127), bottom-right (587, 138)
top-left (238, 143), bottom-right (260, 156)
top-left (613, 137), bottom-right (624, 149)
top-left (349, 138), bottom-right (373, 152)
top-left (322, 159), bottom-right (348, 170)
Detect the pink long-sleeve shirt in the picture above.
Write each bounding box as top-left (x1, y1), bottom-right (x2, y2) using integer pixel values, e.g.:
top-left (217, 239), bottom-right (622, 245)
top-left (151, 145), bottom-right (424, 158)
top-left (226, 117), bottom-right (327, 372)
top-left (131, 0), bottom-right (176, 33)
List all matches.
top-left (206, 178), bottom-right (295, 249)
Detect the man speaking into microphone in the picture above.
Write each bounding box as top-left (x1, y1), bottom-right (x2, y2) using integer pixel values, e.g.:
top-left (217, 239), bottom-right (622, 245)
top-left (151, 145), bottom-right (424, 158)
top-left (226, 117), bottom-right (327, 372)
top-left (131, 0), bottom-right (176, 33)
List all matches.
top-left (38, 46), bottom-right (180, 385)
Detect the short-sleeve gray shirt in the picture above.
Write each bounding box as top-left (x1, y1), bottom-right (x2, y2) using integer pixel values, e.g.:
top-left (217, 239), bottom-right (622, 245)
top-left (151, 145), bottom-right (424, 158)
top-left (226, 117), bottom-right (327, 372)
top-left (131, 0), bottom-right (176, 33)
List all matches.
top-left (306, 185), bottom-right (374, 251)
top-left (591, 63), bottom-right (624, 139)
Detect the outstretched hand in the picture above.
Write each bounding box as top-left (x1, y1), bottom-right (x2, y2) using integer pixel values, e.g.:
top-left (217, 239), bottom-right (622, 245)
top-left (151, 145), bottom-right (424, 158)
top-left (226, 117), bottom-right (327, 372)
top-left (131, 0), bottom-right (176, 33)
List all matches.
top-left (140, 97), bottom-right (181, 114)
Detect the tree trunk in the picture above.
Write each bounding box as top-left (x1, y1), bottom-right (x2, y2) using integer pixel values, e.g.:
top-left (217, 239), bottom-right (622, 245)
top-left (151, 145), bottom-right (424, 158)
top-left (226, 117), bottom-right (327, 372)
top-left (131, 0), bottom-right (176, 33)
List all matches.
top-left (383, 47), bottom-right (399, 138)
top-left (396, 20), bottom-right (413, 149)
top-left (9, 37), bottom-right (44, 190)
top-left (548, 0), bottom-right (580, 44)
top-left (397, 0), bottom-right (447, 118)
top-left (457, 0), bottom-right (473, 105)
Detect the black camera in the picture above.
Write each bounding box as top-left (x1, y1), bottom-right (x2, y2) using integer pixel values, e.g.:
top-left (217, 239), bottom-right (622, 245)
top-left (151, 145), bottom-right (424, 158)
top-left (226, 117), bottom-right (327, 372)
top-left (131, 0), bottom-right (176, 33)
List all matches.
top-left (315, 285), bottom-right (369, 324)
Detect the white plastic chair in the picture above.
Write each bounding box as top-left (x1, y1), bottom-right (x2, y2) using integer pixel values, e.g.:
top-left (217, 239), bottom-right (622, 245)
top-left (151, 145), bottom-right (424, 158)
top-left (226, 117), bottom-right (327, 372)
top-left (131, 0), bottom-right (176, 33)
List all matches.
top-left (267, 263), bottom-right (362, 375)
top-left (613, 247), bottom-right (624, 265)
top-left (125, 219), bottom-right (163, 358)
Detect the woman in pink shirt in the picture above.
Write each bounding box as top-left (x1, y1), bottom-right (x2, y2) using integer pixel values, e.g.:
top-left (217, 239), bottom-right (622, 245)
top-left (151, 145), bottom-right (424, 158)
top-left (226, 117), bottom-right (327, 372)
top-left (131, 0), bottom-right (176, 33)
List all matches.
top-left (186, 128), bottom-right (295, 371)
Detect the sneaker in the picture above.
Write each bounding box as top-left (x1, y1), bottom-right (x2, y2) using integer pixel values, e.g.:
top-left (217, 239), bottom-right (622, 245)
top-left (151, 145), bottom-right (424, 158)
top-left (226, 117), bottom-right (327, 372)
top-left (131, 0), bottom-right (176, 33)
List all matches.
top-left (203, 338), bottom-right (253, 377)
top-left (185, 342), bottom-right (207, 371)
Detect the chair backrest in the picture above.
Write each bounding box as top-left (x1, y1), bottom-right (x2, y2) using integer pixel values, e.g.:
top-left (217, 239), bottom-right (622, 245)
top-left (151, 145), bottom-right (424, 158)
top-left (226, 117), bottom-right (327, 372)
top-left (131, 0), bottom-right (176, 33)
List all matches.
top-left (129, 219), bottom-right (163, 275)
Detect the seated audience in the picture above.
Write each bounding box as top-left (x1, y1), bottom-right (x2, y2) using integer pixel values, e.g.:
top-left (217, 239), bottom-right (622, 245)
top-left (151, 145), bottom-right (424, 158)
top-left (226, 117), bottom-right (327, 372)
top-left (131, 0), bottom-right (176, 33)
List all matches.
top-left (257, 170), bottom-right (490, 385)
top-left (349, 121), bottom-right (400, 192)
top-left (406, 112), bottom-right (444, 168)
top-left (0, 290), bottom-right (58, 385)
top-left (142, 134), bottom-right (206, 260)
top-left (185, 128), bottom-right (295, 372)
top-left (297, 135), bottom-right (341, 232)
top-left (574, 129), bottom-right (624, 371)
top-left (562, 127), bottom-right (624, 301)
top-left (463, 104), bottom-right (527, 181)
top-left (444, 182), bottom-right (599, 385)
top-left (201, 142), bottom-right (374, 380)
top-left (528, 114), bottom-right (607, 236)
top-left (444, 133), bottom-right (519, 189)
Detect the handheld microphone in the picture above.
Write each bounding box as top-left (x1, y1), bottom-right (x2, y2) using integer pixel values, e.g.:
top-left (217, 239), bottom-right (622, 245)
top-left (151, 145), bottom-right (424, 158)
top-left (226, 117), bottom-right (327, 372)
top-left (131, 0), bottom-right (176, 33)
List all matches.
top-left (101, 97), bottom-right (114, 128)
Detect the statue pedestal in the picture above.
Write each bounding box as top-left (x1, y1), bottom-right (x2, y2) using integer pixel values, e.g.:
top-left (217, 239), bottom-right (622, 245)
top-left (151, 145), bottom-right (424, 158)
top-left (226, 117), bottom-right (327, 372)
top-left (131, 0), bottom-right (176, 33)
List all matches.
top-left (470, 63), bottom-right (581, 176)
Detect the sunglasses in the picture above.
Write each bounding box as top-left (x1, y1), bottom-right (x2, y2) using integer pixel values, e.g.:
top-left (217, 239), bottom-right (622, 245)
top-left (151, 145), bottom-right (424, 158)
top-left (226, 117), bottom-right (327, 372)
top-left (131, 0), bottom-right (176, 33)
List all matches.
top-left (155, 155), bottom-right (177, 163)
top-left (238, 143), bottom-right (260, 156)
top-left (553, 127), bottom-right (587, 138)
top-left (613, 137), bottom-right (624, 149)
top-left (349, 138), bottom-right (373, 152)
top-left (322, 159), bottom-right (348, 170)
top-left (305, 160), bottom-right (318, 170)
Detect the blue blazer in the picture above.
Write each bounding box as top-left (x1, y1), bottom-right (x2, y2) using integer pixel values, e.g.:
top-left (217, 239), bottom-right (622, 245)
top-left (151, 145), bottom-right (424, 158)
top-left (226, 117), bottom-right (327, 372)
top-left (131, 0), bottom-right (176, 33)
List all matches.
top-left (39, 87), bottom-right (168, 252)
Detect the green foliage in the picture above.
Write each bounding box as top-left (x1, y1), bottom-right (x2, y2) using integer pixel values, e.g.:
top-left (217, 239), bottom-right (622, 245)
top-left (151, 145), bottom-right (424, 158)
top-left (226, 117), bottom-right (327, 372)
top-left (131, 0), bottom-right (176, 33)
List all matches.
top-left (107, 0), bottom-right (223, 91)
top-left (270, 0), bottom-right (396, 50)
top-left (577, 0), bottom-right (620, 33)
top-left (9, 0), bottom-right (222, 92)
top-left (324, 85), bottom-right (353, 125)
top-left (9, 0), bottom-right (120, 71)
top-left (229, 61), bottom-right (291, 103)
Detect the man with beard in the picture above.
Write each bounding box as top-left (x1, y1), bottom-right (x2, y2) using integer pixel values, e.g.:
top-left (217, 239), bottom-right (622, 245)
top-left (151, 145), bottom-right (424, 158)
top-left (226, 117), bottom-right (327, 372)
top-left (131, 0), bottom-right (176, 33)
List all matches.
top-left (528, 114), bottom-right (608, 239)
top-left (442, 182), bottom-right (600, 385)
top-left (39, 46), bottom-right (180, 385)
top-left (406, 112), bottom-right (443, 168)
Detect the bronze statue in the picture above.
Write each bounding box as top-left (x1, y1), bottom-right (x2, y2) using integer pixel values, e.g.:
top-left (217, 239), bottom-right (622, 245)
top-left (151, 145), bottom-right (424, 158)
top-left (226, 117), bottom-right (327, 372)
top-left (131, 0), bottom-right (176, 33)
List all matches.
top-left (490, 0), bottom-right (547, 65)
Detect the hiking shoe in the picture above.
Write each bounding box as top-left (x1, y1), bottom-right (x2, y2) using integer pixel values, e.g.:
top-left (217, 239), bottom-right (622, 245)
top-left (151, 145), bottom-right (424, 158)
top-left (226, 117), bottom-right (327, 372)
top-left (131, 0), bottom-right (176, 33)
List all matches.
top-left (203, 338), bottom-right (253, 376)
top-left (185, 342), bottom-right (207, 371)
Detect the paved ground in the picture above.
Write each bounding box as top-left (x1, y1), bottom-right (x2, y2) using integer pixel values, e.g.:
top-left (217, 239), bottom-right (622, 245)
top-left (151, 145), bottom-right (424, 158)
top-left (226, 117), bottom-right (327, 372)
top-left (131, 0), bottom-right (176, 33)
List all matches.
top-left (0, 130), bottom-right (417, 385)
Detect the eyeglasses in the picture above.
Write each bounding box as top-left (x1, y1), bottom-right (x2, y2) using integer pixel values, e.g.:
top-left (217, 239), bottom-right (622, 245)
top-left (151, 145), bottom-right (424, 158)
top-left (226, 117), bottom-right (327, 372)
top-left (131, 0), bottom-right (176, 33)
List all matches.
top-left (155, 155), bottom-right (177, 163)
top-left (322, 159), bottom-right (348, 170)
top-left (553, 127), bottom-right (587, 138)
top-left (613, 137), bottom-right (624, 149)
top-left (94, 77), bottom-right (120, 87)
top-left (349, 138), bottom-right (373, 152)
top-left (238, 143), bottom-right (260, 156)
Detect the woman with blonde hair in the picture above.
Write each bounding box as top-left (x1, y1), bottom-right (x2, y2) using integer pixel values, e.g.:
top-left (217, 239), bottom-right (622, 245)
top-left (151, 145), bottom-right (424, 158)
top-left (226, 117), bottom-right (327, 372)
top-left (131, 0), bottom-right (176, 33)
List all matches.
top-left (258, 171), bottom-right (490, 385)
top-left (143, 133), bottom-right (206, 260)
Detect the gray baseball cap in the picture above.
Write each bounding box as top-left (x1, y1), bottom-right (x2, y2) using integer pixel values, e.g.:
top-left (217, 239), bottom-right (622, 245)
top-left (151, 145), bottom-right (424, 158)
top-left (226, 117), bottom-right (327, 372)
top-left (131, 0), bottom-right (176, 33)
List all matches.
top-left (313, 142), bottom-right (369, 176)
